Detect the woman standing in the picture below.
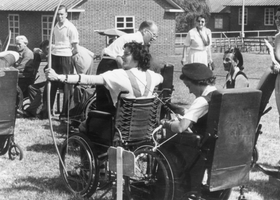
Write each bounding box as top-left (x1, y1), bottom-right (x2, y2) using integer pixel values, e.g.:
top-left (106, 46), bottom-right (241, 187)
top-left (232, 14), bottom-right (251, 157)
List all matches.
top-left (181, 14), bottom-right (213, 67)
top-left (223, 47), bottom-right (249, 88)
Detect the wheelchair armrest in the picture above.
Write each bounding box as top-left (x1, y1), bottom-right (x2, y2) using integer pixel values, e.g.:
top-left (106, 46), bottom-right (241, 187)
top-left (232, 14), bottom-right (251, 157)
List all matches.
top-left (88, 110), bottom-right (113, 119)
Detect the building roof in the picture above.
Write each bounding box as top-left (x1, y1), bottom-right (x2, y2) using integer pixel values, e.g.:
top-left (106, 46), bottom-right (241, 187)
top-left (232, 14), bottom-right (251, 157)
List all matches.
top-left (0, 0), bottom-right (183, 12)
top-left (0, 0), bottom-right (84, 12)
top-left (165, 0), bottom-right (184, 12)
top-left (208, 0), bottom-right (232, 13)
top-left (224, 0), bottom-right (280, 6)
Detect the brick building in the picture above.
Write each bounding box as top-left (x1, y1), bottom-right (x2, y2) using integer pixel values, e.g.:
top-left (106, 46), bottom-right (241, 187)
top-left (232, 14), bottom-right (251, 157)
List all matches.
top-left (0, 0), bottom-right (183, 56)
top-left (208, 0), bottom-right (280, 37)
top-left (223, 0), bottom-right (280, 37)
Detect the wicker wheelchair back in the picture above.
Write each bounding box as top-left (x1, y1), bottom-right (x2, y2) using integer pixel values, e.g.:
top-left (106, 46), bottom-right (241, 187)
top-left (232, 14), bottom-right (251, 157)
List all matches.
top-left (86, 94), bottom-right (162, 148)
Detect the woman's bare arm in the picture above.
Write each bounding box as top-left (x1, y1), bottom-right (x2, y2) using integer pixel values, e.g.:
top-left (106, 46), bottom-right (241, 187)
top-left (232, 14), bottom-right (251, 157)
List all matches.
top-left (264, 38), bottom-right (280, 73)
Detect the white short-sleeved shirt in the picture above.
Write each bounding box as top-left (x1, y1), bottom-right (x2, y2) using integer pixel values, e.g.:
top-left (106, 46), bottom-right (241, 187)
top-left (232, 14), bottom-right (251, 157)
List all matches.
top-left (52, 19), bottom-right (79, 56)
top-left (72, 46), bottom-right (94, 74)
top-left (184, 27), bottom-right (212, 51)
top-left (101, 68), bottom-right (163, 105)
top-left (182, 85), bottom-right (217, 123)
top-left (103, 31), bottom-right (144, 59)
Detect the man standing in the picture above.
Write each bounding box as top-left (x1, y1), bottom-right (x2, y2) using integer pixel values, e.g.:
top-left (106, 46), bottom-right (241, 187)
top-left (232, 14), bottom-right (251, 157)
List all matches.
top-left (51, 4), bottom-right (79, 118)
top-left (96, 20), bottom-right (158, 113)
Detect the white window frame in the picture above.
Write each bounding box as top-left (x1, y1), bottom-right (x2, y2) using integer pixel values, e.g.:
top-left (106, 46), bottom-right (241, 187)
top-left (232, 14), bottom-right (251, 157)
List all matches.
top-left (214, 17), bottom-right (223, 29)
top-left (8, 14), bottom-right (20, 45)
top-left (42, 15), bottom-right (53, 41)
top-left (238, 7), bottom-right (248, 25)
top-left (115, 16), bottom-right (135, 33)
top-left (264, 8), bottom-right (274, 26)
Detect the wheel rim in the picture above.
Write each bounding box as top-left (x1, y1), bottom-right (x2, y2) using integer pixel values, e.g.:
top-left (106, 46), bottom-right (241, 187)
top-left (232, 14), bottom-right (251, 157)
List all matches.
top-left (127, 149), bottom-right (171, 200)
top-left (60, 135), bottom-right (99, 197)
top-left (8, 144), bottom-right (23, 160)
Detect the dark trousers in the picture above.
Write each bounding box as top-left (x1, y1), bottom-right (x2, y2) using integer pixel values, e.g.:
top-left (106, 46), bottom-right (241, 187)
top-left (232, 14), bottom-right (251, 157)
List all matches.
top-left (95, 58), bottom-right (118, 114)
top-left (51, 55), bottom-right (74, 116)
top-left (164, 133), bottom-right (205, 195)
top-left (25, 81), bottom-right (46, 116)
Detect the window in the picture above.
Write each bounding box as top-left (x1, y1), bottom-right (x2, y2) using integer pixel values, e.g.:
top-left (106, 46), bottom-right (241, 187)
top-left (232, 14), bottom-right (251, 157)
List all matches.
top-left (264, 8), bottom-right (274, 26)
top-left (238, 7), bottom-right (248, 25)
top-left (42, 15), bottom-right (53, 41)
top-left (115, 16), bottom-right (135, 33)
top-left (214, 17), bottom-right (223, 29)
top-left (8, 14), bottom-right (20, 45)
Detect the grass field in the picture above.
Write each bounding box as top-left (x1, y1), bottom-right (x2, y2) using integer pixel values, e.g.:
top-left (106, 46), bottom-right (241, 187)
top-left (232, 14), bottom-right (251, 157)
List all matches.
top-left (0, 52), bottom-right (280, 200)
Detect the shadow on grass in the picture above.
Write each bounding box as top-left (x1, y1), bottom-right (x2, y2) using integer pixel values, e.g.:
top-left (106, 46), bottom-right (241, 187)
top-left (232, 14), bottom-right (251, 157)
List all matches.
top-left (0, 175), bottom-right (69, 194)
top-left (26, 143), bottom-right (62, 154)
top-left (0, 175), bottom-right (89, 200)
top-left (42, 119), bottom-right (68, 138)
top-left (244, 178), bottom-right (280, 200)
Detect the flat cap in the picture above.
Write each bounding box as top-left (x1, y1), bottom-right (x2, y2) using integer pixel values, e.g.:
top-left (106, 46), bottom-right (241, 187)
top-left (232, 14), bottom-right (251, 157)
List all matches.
top-left (180, 63), bottom-right (213, 81)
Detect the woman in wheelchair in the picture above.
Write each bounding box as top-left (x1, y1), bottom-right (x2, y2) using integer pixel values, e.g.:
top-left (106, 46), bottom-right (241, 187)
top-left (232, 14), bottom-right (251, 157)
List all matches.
top-left (161, 63), bottom-right (216, 200)
top-left (46, 41), bottom-right (163, 132)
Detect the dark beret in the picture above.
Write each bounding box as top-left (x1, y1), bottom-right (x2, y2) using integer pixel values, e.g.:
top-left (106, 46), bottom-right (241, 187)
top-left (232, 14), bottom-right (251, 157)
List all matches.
top-left (180, 63), bottom-right (213, 81)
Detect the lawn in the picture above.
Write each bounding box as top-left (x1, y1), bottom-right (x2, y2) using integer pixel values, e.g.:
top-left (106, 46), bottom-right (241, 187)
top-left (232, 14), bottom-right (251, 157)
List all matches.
top-left (0, 52), bottom-right (280, 200)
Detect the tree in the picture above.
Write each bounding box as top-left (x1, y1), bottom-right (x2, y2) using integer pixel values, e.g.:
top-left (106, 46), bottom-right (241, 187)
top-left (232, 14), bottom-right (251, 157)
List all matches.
top-left (174, 0), bottom-right (210, 32)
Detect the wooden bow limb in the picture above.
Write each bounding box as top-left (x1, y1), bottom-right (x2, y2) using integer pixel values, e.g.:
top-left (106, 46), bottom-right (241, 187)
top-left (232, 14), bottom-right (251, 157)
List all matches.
top-left (47, 0), bottom-right (68, 176)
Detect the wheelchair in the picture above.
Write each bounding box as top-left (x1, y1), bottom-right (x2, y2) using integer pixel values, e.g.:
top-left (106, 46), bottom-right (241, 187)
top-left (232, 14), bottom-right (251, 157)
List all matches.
top-left (0, 68), bottom-right (23, 160)
top-left (67, 64), bottom-right (174, 129)
top-left (59, 84), bottom-right (262, 199)
top-left (252, 70), bottom-right (280, 181)
top-left (59, 93), bottom-right (172, 199)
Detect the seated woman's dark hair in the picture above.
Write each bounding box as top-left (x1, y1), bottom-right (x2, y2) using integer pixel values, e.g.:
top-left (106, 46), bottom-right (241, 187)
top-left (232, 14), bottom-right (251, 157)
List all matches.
top-left (224, 47), bottom-right (244, 70)
top-left (124, 41), bottom-right (151, 71)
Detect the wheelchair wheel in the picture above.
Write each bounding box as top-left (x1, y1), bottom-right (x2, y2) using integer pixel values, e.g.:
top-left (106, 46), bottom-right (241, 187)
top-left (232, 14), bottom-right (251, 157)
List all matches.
top-left (125, 148), bottom-right (172, 200)
top-left (90, 160), bottom-right (119, 200)
top-left (60, 133), bottom-right (99, 198)
top-left (8, 143), bottom-right (23, 160)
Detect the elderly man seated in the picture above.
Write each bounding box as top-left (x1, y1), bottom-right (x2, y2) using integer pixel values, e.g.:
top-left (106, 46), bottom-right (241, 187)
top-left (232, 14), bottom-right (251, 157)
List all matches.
top-left (14, 35), bottom-right (36, 96)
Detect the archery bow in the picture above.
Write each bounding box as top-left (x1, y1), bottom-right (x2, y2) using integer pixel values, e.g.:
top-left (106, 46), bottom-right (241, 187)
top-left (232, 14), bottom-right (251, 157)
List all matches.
top-left (47, 0), bottom-right (68, 175)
